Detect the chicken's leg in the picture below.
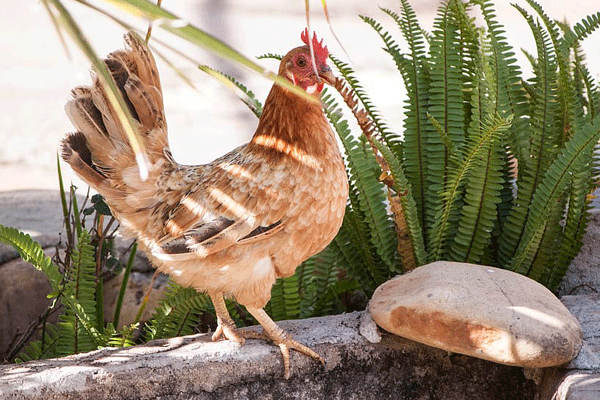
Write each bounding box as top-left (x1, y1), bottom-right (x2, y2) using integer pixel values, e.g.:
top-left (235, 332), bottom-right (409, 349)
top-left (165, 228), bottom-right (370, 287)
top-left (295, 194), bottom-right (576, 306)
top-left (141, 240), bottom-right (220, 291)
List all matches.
top-left (246, 306), bottom-right (325, 379)
top-left (209, 292), bottom-right (245, 344)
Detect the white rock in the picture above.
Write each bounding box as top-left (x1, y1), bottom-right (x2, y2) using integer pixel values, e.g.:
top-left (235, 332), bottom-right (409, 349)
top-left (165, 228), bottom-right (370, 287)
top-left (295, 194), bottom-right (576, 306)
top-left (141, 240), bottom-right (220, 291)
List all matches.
top-left (369, 261), bottom-right (582, 367)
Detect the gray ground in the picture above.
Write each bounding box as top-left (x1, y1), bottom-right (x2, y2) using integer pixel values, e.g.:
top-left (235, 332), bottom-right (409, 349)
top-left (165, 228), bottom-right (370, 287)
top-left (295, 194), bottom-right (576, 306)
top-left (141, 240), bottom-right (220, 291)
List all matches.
top-left (1, 0), bottom-right (599, 192)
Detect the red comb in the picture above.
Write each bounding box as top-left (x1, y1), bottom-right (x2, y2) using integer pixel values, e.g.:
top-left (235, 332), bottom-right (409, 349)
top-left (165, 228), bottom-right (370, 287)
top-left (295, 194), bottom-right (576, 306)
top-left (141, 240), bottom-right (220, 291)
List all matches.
top-left (300, 28), bottom-right (329, 64)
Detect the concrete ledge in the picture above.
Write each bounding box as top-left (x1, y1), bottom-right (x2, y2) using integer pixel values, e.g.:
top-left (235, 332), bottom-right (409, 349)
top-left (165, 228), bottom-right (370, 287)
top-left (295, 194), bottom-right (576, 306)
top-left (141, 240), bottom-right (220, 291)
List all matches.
top-left (0, 312), bottom-right (535, 400)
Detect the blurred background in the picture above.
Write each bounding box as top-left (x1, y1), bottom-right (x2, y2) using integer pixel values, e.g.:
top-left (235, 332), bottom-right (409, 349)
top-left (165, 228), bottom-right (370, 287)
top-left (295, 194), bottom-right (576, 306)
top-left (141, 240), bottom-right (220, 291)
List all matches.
top-left (1, 0), bottom-right (599, 191)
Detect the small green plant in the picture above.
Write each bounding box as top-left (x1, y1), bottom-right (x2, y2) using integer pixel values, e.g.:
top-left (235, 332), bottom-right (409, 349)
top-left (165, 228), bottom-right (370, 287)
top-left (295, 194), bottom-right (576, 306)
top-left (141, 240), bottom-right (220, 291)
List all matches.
top-left (0, 159), bottom-right (140, 361)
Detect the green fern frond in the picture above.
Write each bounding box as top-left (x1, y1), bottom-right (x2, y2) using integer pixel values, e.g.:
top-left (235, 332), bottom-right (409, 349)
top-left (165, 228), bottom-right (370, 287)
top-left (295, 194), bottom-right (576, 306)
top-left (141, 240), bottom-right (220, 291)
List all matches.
top-left (381, 1), bottom-right (432, 235)
top-left (368, 136), bottom-right (427, 267)
top-left (360, 13), bottom-right (405, 71)
top-left (329, 55), bottom-right (401, 152)
top-left (302, 244), bottom-right (349, 316)
top-left (427, 111), bottom-right (456, 156)
top-left (526, 0), bottom-right (585, 136)
top-left (498, 5), bottom-right (562, 266)
top-left (57, 229), bottom-right (103, 355)
top-left (509, 115), bottom-right (600, 276)
top-left (296, 249), bottom-right (326, 318)
top-left (256, 53), bottom-right (283, 61)
top-left (543, 149), bottom-right (594, 289)
top-left (267, 273), bottom-right (300, 321)
top-left (144, 282), bottom-right (211, 341)
top-left (528, 194), bottom-right (566, 283)
top-left (448, 42), bottom-right (506, 264)
top-left (312, 279), bottom-right (362, 317)
top-left (15, 325), bottom-right (61, 363)
top-left (574, 62), bottom-right (600, 121)
top-left (429, 113), bottom-right (512, 260)
top-left (477, 0), bottom-right (530, 164)
top-left (322, 91), bottom-right (397, 283)
top-left (0, 225), bottom-right (63, 292)
top-left (425, 0), bottom-right (468, 243)
top-left (339, 205), bottom-right (384, 287)
top-left (330, 214), bottom-right (379, 290)
top-left (449, 144), bottom-right (505, 264)
top-left (563, 11), bottom-right (600, 48)
top-left (106, 323), bottom-right (138, 348)
top-left (363, 2), bottom-right (432, 239)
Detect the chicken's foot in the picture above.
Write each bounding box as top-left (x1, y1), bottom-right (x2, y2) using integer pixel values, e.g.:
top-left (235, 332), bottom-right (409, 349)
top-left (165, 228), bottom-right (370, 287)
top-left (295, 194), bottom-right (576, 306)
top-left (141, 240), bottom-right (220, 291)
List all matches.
top-left (209, 293), bottom-right (324, 379)
top-left (246, 306), bottom-right (325, 379)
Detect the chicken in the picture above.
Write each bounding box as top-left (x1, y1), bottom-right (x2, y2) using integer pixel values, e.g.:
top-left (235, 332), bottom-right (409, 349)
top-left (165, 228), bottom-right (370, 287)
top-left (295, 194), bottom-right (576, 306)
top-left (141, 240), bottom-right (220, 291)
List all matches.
top-left (60, 30), bottom-right (348, 378)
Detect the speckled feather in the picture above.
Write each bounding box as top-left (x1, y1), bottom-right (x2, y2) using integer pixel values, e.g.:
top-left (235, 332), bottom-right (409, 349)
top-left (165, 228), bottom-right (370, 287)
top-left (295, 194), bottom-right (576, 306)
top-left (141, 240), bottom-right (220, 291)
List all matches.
top-left (61, 32), bottom-right (348, 310)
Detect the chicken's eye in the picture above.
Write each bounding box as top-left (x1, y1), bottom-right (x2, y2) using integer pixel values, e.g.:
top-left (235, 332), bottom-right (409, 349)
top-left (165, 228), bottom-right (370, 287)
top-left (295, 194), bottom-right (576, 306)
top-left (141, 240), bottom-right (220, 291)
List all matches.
top-left (296, 56), bottom-right (307, 68)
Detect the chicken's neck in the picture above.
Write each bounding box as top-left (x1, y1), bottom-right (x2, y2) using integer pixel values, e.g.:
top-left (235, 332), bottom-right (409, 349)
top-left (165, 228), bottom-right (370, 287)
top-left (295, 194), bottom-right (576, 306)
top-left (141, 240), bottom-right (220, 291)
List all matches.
top-left (249, 83), bottom-right (337, 164)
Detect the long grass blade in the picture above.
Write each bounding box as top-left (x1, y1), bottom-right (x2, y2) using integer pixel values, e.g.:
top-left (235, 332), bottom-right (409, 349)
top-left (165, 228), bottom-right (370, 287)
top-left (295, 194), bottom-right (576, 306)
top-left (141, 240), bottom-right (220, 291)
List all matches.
top-left (102, 0), bottom-right (316, 103)
top-left (113, 242), bottom-right (137, 328)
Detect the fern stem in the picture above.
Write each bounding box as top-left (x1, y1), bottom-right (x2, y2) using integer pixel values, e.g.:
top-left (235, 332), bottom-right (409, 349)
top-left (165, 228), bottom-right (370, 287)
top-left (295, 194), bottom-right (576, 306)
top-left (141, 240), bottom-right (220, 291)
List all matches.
top-left (134, 269), bottom-right (160, 325)
top-left (56, 154), bottom-right (73, 269)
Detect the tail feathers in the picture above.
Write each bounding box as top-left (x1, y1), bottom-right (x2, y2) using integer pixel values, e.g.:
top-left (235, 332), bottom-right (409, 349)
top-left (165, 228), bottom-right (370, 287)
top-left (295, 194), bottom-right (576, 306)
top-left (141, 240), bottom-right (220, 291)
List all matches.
top-left (60, 132), bottom-right (122, 199)
top-left (61, 31), bottom-right (176, 218)
top-left (62, 32), bottom-right (171, 189)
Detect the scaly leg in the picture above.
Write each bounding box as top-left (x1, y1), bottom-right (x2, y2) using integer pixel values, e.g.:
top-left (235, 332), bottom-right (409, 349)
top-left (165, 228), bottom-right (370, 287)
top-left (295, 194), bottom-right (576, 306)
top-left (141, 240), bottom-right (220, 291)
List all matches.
top-left (209, 295), bottom-right (324, 378)
top-left (209, 292), bottom-right (271, 342)
top-left (209, 292), bottom-right (245, 344)
top-left (246, 306), bottom-right (325, 379)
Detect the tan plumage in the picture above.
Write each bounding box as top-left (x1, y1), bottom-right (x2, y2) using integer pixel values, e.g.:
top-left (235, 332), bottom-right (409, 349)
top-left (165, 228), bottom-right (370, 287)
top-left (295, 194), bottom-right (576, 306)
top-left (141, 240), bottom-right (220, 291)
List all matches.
top-left (61, 31), bottom-right (348, 378)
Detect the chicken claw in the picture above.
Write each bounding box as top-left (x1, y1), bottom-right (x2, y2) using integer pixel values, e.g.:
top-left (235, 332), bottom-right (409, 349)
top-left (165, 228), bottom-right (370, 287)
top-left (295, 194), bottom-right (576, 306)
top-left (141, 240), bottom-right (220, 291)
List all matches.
top-left (246, 307), bottom-right (325, 379)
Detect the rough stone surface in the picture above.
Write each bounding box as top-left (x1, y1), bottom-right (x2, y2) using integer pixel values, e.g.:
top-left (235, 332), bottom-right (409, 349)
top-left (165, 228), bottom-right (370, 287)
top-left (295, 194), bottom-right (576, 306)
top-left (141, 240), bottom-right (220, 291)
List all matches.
top-left (369, 261), bottom-right (583, 368)
top-left (0, 312), bottom-right (536, 400)
top-left (538, 295), bottom-right (600, 400)
top-left (559, 209), bottom-right (600, 297)
top-left (0, 190), bottom-right (70, 237)
top-left (561, 295), bottom-right (600, 371)
top-left (538, 370), bottom-right (600, 400)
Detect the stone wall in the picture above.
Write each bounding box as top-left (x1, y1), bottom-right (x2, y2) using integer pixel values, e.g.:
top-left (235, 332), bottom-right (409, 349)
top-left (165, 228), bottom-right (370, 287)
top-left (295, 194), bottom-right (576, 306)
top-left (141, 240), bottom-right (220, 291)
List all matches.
top-left (2, 190), bottom-right (600, 399)
top-left (0, 312), bottom-right (536, 400)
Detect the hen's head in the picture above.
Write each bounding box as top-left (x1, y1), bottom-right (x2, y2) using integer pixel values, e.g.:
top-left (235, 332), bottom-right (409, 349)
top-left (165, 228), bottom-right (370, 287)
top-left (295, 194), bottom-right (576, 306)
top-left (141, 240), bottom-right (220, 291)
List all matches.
top-left (278, 29), bottom-right (335, 95)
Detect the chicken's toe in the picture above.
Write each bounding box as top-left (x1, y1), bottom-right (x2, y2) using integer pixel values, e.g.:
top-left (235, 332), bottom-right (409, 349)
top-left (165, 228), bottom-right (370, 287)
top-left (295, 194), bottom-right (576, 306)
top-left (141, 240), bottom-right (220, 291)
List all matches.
top-left (274, 334), bottom-right (325, 379)
top-left (212, 318), bottom-right (245, 344)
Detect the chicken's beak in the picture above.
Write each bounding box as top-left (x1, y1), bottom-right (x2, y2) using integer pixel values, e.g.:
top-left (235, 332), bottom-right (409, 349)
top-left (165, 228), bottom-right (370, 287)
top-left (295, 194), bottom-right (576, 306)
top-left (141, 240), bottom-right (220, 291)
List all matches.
top-left (319, 66), bottom-right (336, 86)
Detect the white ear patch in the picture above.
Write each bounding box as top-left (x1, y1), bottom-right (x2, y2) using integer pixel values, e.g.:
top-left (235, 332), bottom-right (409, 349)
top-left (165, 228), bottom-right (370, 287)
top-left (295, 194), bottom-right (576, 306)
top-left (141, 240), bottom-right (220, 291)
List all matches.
top-left (306, 84), bottom-right (319, 95)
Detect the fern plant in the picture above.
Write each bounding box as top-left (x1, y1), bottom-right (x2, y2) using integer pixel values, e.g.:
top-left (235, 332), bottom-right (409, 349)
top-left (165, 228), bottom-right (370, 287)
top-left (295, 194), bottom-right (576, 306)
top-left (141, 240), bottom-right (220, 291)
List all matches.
top-left (332, 0), bottom-right (600, 292)
top-left (0, 161), bottom-right (140, 362)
